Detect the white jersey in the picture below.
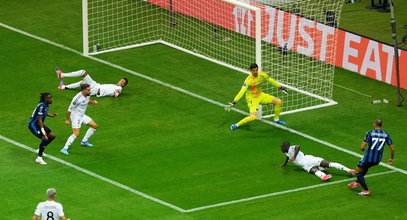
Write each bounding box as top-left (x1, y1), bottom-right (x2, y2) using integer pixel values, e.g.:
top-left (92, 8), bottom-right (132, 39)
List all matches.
top-left (96, 84), bottom-right (122, 97)
top-left (286, 145), bottom-right (323, 172)
top-left (68, 92), bottom-right (90, 118)
top-left (286, 145), bottom-right (306, 167)
top-left (34, 200), bottom-right (64, 220)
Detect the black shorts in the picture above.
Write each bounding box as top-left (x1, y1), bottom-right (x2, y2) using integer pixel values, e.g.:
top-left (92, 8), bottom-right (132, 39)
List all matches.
top-left (28, 125), bottom-right (52, 139)
top-left (357, 161), bottom-right (379, 173)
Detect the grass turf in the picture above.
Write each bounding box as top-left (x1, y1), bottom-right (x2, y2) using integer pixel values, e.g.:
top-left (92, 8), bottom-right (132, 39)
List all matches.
top-left (1, 0), bottom-right (407, 219)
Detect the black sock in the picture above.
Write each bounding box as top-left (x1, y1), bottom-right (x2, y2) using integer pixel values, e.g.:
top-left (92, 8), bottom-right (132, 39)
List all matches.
top-left (38, 139), bottom-right (48, 157)
top-left (356, 173), bottom-right (368, 190)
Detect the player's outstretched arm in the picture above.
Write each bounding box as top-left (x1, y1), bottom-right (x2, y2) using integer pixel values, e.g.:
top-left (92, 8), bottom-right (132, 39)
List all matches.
top-left (278, 156), bottom-right (289, 167)
top-left (224, 101), bottom-right (236, 111)
top-left (89, 100), bottom-right (98, 104)
top-left (47, 113), bottom-right (58, 117)
top-left (279, 86), bottom-right (289, 95)
top-left (265, 74), bottom-right (289, 95)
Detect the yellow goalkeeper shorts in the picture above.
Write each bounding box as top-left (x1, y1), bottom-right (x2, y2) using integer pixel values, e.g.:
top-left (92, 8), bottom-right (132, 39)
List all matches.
top-left (247, 93), bottom-right (275, 113)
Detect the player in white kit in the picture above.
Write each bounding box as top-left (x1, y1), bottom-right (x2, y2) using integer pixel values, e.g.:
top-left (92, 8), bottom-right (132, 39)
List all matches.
top-left (278, 141), bottom-right (355, 181)
top-left (56, 68), bottom-right (128, 97)
top-left (32, 188), bottom-right (70, 220)
top-left (60, 84), bottom-right (98, 155)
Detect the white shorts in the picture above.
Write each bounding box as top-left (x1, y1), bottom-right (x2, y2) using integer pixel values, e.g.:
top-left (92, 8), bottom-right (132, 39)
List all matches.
top-left (83, 75), bottom-right (100, 96)
top-left (71, 114), bottom-right (92, 129)
top-left (298, 155), bottom-right (324, 172)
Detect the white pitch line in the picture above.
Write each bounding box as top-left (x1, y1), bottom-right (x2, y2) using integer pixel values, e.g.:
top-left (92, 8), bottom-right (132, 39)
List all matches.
top-left (2, 23), bottom-right (406, 212)
top-left (334, 83), bottom-right (372, 97)
top-left (184, 170), bottom-right (397, 212)
top-left (0, 135), bottom-right (186, 213)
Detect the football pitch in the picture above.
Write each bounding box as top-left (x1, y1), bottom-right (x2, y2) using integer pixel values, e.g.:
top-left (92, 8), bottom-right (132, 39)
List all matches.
top-left (1, 0), bottom-right (407, 219)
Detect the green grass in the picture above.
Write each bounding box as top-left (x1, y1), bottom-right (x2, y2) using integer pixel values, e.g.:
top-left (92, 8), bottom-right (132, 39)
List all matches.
top-left (1, 0), bottom-right (407, 219)
top-left (341, 0), bottom-right (407, 49)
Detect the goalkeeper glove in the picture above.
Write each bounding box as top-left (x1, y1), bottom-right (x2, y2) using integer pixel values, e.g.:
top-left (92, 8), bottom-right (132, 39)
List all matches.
top-left (224, 101), bottom-right (236, 111)
top-left (280, 87), bottom-right (289, 95)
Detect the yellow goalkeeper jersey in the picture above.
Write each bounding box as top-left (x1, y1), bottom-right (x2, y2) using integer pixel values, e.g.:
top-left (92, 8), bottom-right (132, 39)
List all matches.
top-left (233, 72), bottom-right (281, 102)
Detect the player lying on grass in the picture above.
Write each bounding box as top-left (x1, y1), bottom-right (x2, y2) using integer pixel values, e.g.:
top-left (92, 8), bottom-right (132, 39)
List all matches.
top-left (348, 119), bottom-right (395, 196)
top-left (278, 141), bottom-right (355, 181)
top-left (225, 63), bottom-right (289, 130)
top-left (56, 67), bottom-right (128, 97)
top-left (28, 93), bottom-right (58, 165)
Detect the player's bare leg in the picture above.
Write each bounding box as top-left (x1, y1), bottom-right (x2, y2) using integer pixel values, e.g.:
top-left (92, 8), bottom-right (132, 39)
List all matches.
top-left (81, 120), bottom-right (97, 147)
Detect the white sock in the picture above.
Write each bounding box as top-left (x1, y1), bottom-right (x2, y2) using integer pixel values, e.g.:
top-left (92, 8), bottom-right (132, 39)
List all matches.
top-left (63, 134), bottom-right (77, 150)
top-left (82, 128), bottom-right (96, 142)
top-left (62, 70), bottom-right (85, 78)
top-left (314, 170), bottom-right (326, 178)
top-left (65, 81), bottom-right (82, 89)
top-left (329, 162), bottom-right (350, 172)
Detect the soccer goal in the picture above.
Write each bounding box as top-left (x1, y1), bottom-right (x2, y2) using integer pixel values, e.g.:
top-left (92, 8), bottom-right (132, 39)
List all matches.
top-left (83, 0), bottom-right (346, 118)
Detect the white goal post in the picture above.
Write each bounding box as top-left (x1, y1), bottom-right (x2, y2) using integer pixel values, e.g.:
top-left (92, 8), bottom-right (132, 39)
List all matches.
top-left (82, 0), bottom-right (345, 118)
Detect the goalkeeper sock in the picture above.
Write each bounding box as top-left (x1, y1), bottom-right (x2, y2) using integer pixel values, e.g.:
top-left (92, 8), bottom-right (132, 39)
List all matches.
top-left (236, 115), bottom-right (257, 127)
top-left (62, 70), bottom-right (86, 78)
top-left (65, 81), bottom-right (82, 89)
top-left (273, 100), bottom-right (282, 121)
top-left (329, 162), bottom-right (350, 172)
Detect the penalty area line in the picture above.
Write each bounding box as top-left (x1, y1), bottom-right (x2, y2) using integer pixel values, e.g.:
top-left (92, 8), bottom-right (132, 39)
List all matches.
top-left (184, 170), bottom-right (397, 212)
top-left (0, 135), bottom-right (186, 213)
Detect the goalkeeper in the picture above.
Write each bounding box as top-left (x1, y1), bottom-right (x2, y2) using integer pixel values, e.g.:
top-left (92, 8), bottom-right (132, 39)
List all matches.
top-left (225, 63), bottom-right (288, 130)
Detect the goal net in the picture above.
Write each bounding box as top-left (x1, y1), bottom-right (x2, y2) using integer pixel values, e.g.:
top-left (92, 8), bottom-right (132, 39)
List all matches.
top-left (83, 0), bottom-right (345, 117)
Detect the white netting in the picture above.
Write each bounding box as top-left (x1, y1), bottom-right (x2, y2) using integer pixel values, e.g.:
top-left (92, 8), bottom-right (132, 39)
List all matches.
top-left (255, 0), bottom-right (345, 116)
top-left (85, 0), bottom-right (345, 117)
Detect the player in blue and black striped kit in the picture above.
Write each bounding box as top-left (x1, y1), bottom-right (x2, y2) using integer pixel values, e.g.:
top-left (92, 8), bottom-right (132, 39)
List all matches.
top-left (348, 119), bottom-right (395, 196)
top-left (28, 93), bottom-right (58, 165)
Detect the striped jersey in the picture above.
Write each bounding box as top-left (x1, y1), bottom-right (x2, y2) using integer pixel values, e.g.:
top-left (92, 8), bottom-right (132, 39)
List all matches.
top-left (361, 129), bottom-right (393, 164)
top-left (28, 102), bottom-right (48, 127)
top-left (68, 92), bottom-right (90, 117)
